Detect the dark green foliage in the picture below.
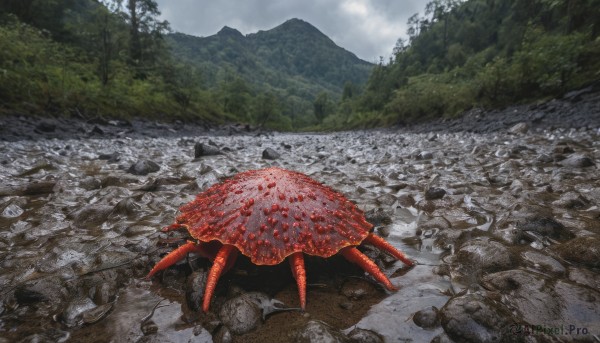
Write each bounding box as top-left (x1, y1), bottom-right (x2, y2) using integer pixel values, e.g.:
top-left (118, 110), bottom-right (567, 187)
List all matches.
top-left (2, 0), bottom-right (598, 131)
top-left (347, 0), bottom-right (600, 128)
top-left (166, 18), bottom-right (373, 128)
top-left (0, 3), bottom-right (224, 123)
top-left (313, 92), bottom-right (334, 122)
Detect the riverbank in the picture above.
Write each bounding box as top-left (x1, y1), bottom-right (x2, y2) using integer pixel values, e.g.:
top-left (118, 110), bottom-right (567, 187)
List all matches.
top-left (1, 122), bottom-right (599, 341)
top-left (1, 85), bottom-right (599, 142)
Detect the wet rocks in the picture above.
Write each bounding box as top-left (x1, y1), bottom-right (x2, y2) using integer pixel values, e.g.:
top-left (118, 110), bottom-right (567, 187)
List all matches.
top-left (413, 306), bottom-right (440, 329)
top-left (71, 204), bottom-right (114, 229)
top-left (559, 153), bottom-right (595, 168)
top-left (295, 320), bottom-right (348, 343)
top-left (92, 282), bottom-right (116, 305)
top-left (14, 287), bottom-right (49, 305)
top-left (194, 142), bottom-right (221, 157)
top-left (186, 270), bottom-right (207, 312)
top-left (520, 250), bottom-right (565, 275)
top-left (81, 302), bottom-right (113, 324)
top-left (0, 181), bottom-right (56, 196)
top-left (552, 236), bottom-right (600, 268)
top-left (128, 159), bottom-right (160, 175)
top-left (347, 328), bottom-right (384, 343)
top-left (508, 122), bottom-right (529, 134)
top-left (516, 215), bottom-right (571, 240)
top-left (453, 237), bottom-right (514, 275)
top-left (98, 152), bottom-right (121, 163)
top-left (218, 295), bottom-right (262, 335)
top-left (14, 277), bottom-right (69, 310)
top-left (483, 269), bottom-right (600, 332)
top-left (341, 279), bottom-right (376, 300)
top-left (2, 116), bottom-right (600, 342)
top-left (439, 293), bottom-right (514, 343)
top-left (416, 151), bottom-right (433, 160)
top-left (262, 147), bottom-right (280, 160)
top-left (59, 296), bottom-right (97, 327)
top-left (568, 267), bottom-right (600, 290)
top-left (551, 191), bottom-right (590, 209)
top-left (35, 120), bottom-right (57, 133)
top-left (113, 197), bottom-right (141, 216)
top-left (425, 187), bottom-right (446, 200)
top-left (1, 203), bottom-right (24, 218)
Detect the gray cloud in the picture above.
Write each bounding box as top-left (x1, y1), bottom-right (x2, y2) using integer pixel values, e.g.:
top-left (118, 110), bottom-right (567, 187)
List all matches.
top-left (155, 0), bottom-right (425, 62)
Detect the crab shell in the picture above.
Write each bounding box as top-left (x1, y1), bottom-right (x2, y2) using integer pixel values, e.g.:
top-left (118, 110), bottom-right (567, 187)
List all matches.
top-left (147, 167), bottom-right (413, 311)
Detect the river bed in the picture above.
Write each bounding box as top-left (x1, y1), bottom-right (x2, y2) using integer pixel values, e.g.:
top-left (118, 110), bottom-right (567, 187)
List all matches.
top-left (0, 126), bottom-right (599, 342)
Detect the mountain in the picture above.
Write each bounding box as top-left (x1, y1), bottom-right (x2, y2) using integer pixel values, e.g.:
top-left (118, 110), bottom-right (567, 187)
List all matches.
top-left (167, 18), bottom-right (373, 108)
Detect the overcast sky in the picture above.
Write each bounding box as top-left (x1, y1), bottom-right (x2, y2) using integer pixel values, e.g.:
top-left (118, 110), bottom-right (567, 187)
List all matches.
top-left (154, 0), bottom-right (425, 62)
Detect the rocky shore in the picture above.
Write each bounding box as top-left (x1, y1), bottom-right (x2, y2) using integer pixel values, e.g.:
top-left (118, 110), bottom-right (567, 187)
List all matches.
top-left (0, 87), bottom-right (599, 342)
top-left (1, 85), bottom-right (600, 141)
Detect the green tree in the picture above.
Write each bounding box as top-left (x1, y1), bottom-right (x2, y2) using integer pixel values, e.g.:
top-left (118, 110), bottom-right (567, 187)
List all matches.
top-left (103, 0), bottom-right (170, 71)
top-left (253, 92), bottom-right (279, 127)
top-left (313, 92), bottom-right (334, 122)
top-left (0, 0), bottom-right (76, 39)
top-left (219, 76), bottom-right (252, 120)
top-left (342, 81), bottom-right (358, 100)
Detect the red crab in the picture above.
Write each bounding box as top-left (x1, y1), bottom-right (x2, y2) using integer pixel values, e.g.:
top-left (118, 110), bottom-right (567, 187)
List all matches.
top-left (147, 167), bottom-right (412, 311)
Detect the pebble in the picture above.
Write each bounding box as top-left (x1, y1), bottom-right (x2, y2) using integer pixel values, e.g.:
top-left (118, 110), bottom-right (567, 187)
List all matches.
top-left (413, 306), bottom-right (440, 329)
top-left (483, 269), bottom-right (600, 331)
top-left (568, 267), bottom-right (600, 290)
top-left (425, 187), bottom-right (446, 200)
top-left (521, 250), bottom-right (565, 275)
top-left (508, 122), bottom-right (529, 134)
top-left (219, 295), bottom-right (262, 335)
top-left (262, 147), bottom-right (281, 160)
top-left (560, 153), bottom-right (594, 167)
top-left (2, 203), bottom-right (24, 218)
top-left (128, 160), bottom-right (160, 175)
top-left (439, 293), bottom-right (514, 342)
top-left (295, 320), bottom-right (348, 343)
top-left (516, 214), bottom-right (570, 239)
top-left (59, 296), bottom-right (97, 327)
top-left (82, 302), bottom-right (113, 324)
top-left (453, 237), bottom-right (514, 274)
top-left (551, 191), bottom-right (590, 209)
top-left (347, 328), bottom-right (384, 343)
top-left (416, 151), bottom-right (433, 160)
top-left (552, 236), bottom-right (600, 268)
top-left (194, 142), bottom-right (221, 157)
top-left (186, 270), bottom-right (208, 312)
top-left (341, 279), bottom-right (375, 300)
top-left (71, 205), bottom-right (114, 229)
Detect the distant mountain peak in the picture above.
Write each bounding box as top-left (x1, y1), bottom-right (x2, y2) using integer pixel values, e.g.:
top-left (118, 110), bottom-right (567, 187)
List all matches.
top-left (217, 26), bottom-right (243, 38)
top-left (167, 18), bottom-right (373, 108)
top-left (282, 18), bottom-right (309, 25)
top-left (276, 18), bottom-right (321, 33)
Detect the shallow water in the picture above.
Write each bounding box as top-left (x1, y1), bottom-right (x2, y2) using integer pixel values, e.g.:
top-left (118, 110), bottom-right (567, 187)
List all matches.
top-left (0, 128), bottom-right (599, 342)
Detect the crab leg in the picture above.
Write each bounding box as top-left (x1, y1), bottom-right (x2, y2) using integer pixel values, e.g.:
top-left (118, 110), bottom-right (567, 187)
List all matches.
top-left (146, 241), bottom-right (199, 278)
top-left (289, 252), bottom-right (306, 310)
top-left (364, 233), bottom-right (413, 266)
top-left (162, 223), bottom-right (189, 232)
top-left (203, 244), bottom-right (238, 312)
top-left (340, 247), bottom-right (397, 291)
top-left (146, 240), bottom-right (222, 279)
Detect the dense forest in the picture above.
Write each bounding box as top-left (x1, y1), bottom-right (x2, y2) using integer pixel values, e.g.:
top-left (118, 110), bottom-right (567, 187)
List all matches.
top-left (352, 0), bottom-right (600, 128)
top-left (166, 18), bottom-right (372, 129)
top-left (1, 0), bottom-right (599, 131)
